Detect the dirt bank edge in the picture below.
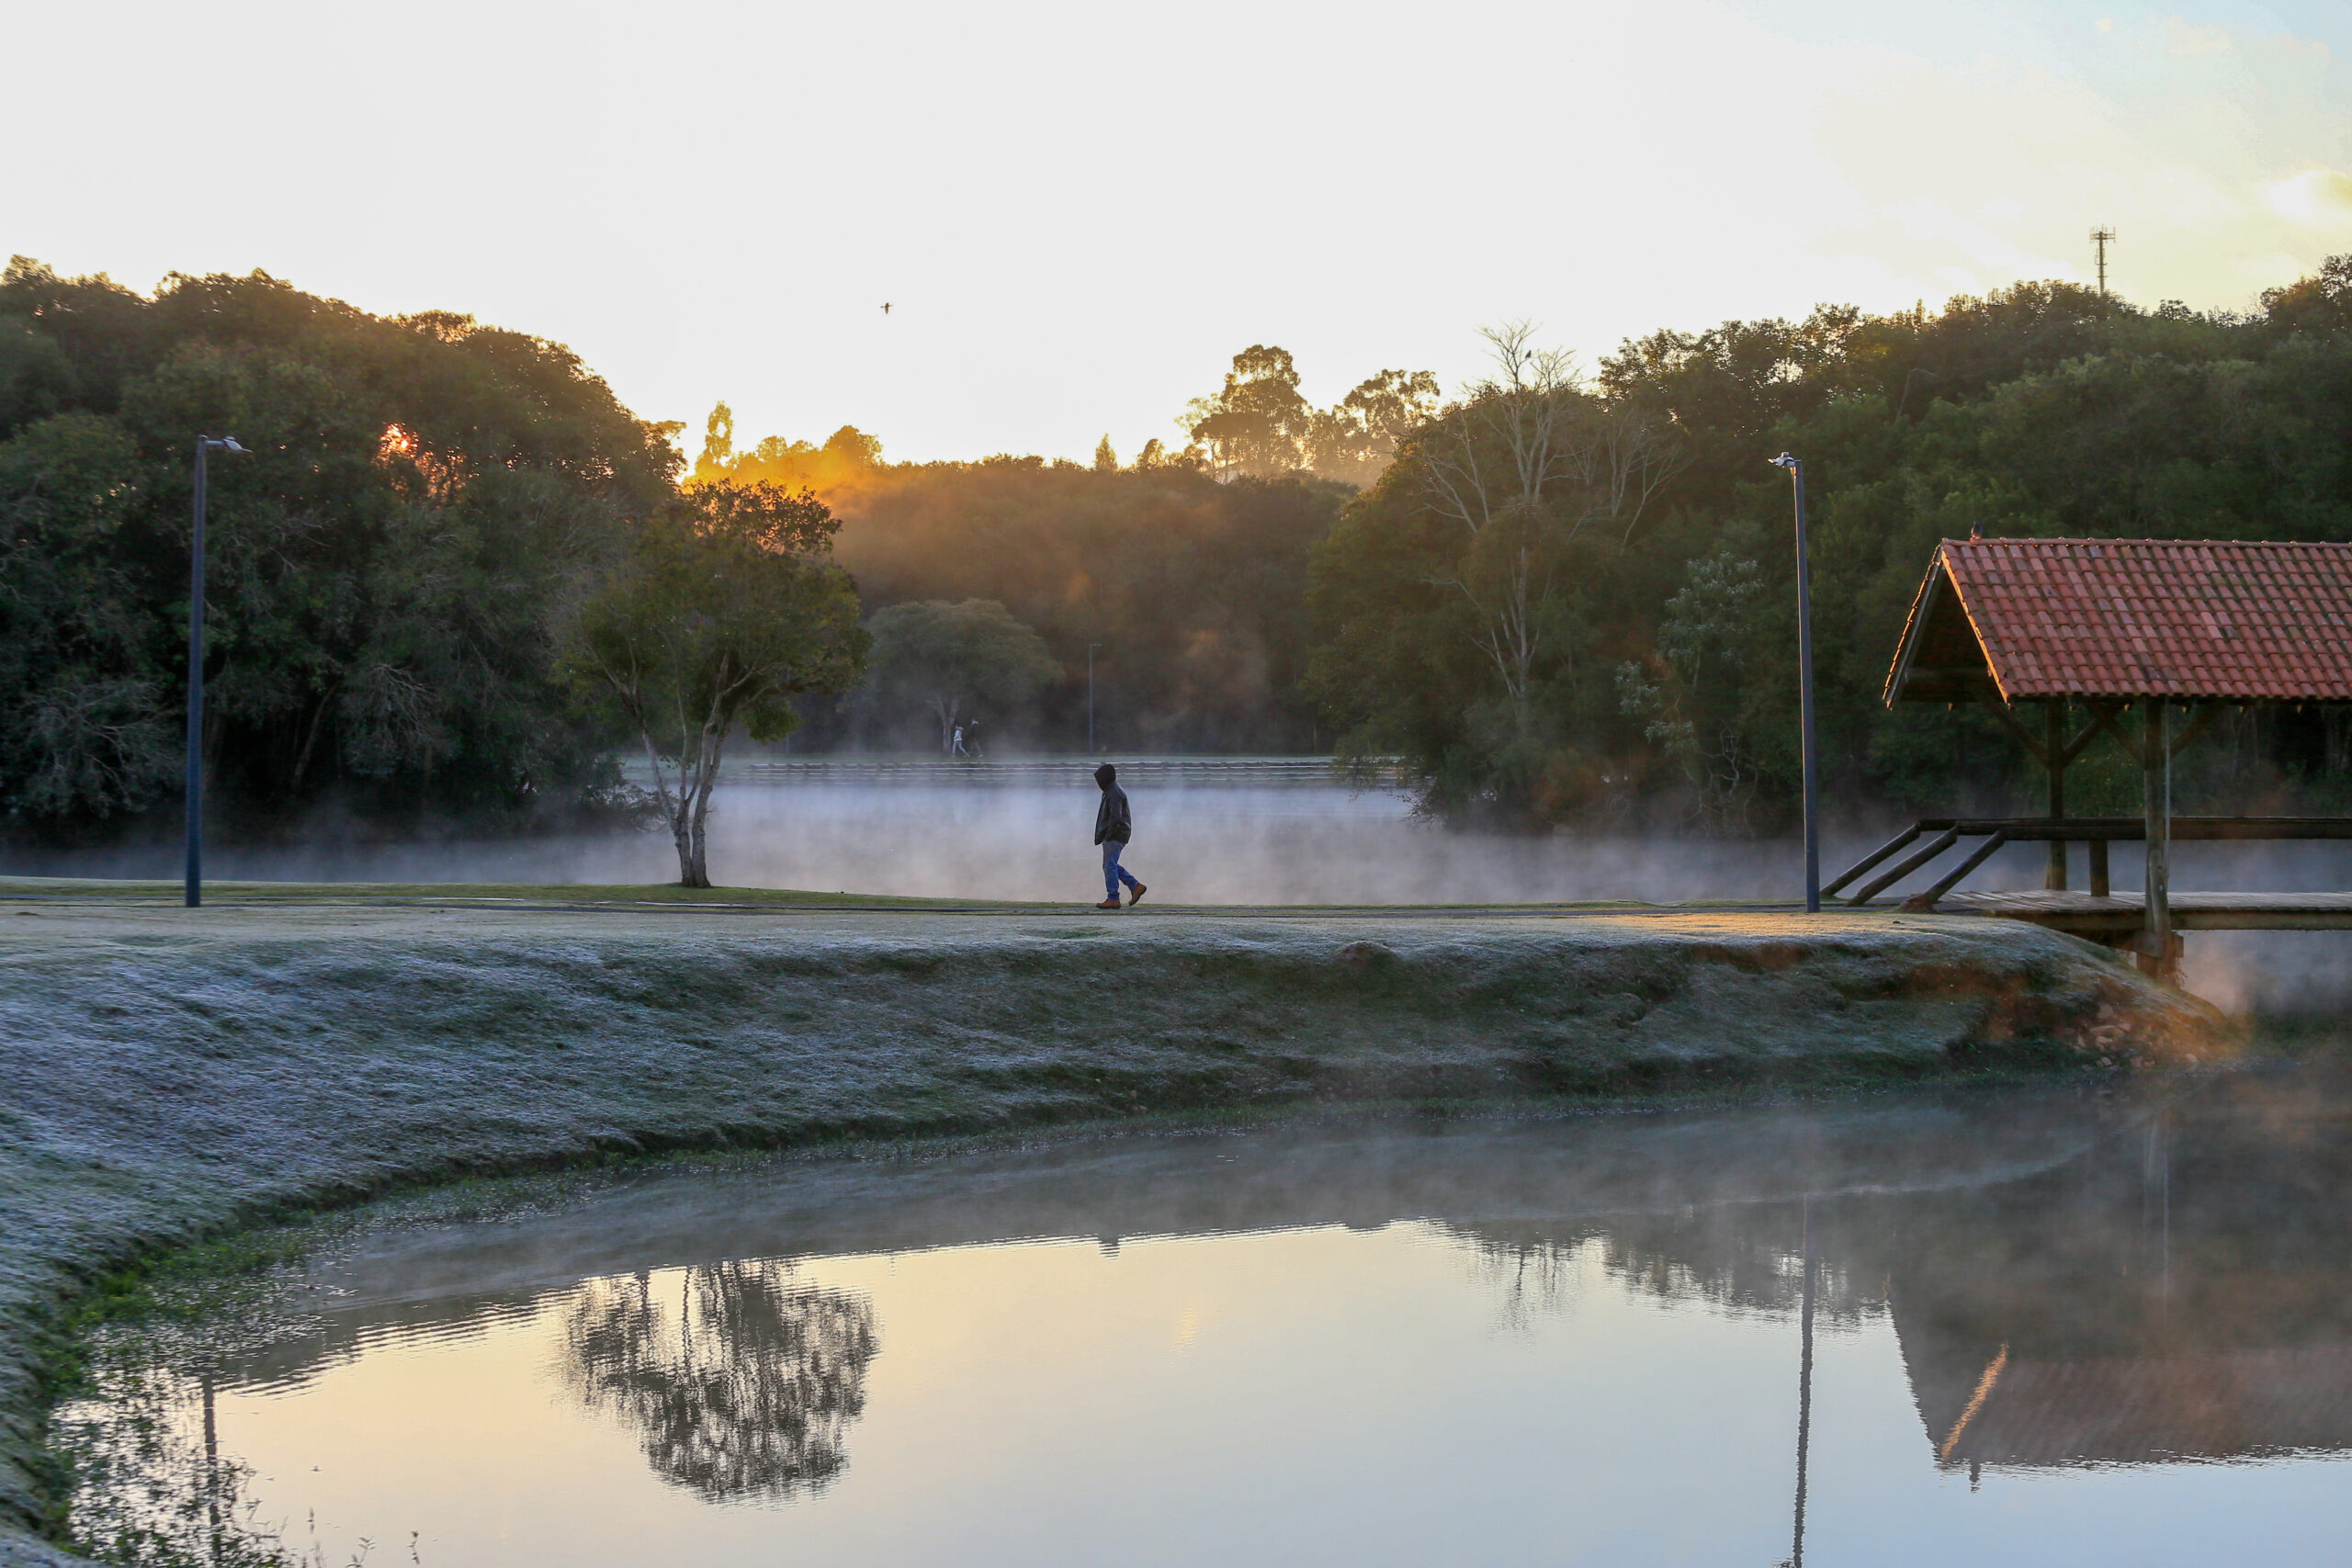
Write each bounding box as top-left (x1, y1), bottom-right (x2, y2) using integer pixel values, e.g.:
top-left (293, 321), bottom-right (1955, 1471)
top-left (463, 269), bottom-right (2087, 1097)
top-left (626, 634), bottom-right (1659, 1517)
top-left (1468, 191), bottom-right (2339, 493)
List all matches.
top-left (0, 903), bottom-right (2220, 1563)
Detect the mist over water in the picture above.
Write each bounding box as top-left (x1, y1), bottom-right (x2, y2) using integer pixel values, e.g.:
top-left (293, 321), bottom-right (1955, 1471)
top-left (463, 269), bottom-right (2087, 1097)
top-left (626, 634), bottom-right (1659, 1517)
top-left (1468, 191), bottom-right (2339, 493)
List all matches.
top-left (55, 1080), bottom-right (2352, 1568)
top-left (1, 773), bottom-right (1829, 902)
top-left (6, 768), bottom-right (2345, 1015)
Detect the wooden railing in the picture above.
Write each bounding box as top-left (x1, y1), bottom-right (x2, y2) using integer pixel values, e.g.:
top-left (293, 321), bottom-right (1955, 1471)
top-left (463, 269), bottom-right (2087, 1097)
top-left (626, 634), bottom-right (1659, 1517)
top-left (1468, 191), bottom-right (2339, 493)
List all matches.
top-left (731, 757), bottom-right (1408, 788)
top-left (1825, 818), bottom-right (2352, 908)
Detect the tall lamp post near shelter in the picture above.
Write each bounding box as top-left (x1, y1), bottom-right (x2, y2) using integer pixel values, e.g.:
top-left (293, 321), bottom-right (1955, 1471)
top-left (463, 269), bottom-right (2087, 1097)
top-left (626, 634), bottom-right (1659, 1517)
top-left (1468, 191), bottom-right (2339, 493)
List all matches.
top-left (186, 435), bottom-right (246, 908)
top-left (1770, 453), bottom-right (1821, 913)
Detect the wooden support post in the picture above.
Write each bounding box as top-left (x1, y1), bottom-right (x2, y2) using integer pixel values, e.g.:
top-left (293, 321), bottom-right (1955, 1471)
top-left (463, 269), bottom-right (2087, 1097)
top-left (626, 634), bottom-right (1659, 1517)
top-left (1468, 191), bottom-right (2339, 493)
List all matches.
top-left (2089, 838), bottom-right (2110, 897)
top-left (2143, 700), bottom-right (2172, 980)
top-left (2045, 700), bottom-right (2067, 891)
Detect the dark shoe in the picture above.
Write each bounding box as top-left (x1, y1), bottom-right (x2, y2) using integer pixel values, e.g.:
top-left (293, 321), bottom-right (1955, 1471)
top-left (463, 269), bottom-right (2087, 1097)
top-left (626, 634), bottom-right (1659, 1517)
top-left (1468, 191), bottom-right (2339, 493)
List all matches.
top-left (1127, 884), bottom-right (1148, 907)
top-left (1095, 897), bottom-right (1124, 909)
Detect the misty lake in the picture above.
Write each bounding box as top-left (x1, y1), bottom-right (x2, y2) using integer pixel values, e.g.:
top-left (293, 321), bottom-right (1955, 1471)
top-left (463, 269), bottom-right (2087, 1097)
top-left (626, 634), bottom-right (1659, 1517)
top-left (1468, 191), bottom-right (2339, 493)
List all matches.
top-left (56, 1074), bottom-right (2352, 1567)
top-left (10, 758), bottom-right (2347, 1012)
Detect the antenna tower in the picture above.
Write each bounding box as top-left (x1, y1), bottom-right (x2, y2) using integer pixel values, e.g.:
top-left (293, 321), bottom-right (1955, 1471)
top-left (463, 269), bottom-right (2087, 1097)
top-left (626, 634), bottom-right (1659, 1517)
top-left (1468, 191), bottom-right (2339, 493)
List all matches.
top-left (2089, 227), bottom-right (2116, 299)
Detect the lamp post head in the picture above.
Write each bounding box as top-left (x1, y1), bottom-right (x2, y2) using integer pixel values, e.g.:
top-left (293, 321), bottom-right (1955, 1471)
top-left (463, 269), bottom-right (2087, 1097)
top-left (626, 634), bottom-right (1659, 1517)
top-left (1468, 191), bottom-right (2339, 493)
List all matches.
top-left (201, 435), bottom-right (248, 455)
top-left (1770, 452), bottom-right (1798, 470)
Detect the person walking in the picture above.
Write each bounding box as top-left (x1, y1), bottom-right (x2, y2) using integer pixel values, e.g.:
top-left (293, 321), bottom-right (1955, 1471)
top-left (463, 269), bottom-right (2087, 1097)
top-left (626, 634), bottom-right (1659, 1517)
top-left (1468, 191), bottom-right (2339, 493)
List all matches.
top-left (1093, 762), bottom-right (1146, 909)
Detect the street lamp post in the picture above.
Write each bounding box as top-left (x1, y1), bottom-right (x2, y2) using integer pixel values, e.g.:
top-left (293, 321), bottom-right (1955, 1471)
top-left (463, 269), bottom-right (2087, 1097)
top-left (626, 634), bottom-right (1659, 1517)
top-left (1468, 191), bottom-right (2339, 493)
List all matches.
top-left (1770, 453), bottom-right (1821, 913)
top-left (1087, 642), bottom-right (1101, 754)
top-left (186, 435), bottom-right (246, 908)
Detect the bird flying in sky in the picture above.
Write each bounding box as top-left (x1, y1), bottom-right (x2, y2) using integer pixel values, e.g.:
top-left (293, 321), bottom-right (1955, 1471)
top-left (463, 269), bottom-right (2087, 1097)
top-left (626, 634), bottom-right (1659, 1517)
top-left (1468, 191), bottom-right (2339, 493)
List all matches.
top-left (881, 302), bottom-right (891, 314)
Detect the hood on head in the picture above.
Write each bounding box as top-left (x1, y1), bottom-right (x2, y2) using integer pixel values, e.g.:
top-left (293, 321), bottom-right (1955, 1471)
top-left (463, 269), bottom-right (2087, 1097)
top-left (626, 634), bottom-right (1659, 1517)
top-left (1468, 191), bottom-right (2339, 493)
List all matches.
top-left (1094, 763), bottom-right (1116, 787)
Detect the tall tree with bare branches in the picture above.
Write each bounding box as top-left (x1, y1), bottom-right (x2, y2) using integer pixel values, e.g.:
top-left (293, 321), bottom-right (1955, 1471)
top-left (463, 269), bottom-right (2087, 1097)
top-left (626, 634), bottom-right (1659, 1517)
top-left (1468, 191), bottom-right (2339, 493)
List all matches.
top-left (1415, 322), bottom-right (1687, 721)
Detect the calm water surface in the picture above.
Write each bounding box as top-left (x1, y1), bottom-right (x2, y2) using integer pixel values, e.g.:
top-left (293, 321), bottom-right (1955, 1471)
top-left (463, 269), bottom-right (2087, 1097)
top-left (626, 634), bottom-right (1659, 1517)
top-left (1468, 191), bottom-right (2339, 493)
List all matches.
top-left (61, 1076), bottom-right (2352, 1566)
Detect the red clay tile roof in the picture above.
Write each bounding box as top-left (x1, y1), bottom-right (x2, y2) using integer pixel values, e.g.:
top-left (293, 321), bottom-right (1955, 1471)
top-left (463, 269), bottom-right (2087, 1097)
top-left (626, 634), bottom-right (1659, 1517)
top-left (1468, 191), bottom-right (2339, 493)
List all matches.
top-left (1885, 538), bottom-right (2352, 704)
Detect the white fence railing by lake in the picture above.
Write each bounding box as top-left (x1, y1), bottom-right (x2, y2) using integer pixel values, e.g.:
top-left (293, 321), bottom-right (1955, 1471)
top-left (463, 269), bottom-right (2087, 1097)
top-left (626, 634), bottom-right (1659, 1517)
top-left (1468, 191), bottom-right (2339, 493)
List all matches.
top-left (734, 757), bottom-right (1408, 788)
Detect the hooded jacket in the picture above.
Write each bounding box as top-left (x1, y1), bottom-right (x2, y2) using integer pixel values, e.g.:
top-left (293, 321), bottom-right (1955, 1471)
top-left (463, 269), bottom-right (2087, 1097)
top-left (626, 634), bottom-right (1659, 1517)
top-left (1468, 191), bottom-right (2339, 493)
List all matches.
top-left (1093, 784), bottom-right (1132, 845)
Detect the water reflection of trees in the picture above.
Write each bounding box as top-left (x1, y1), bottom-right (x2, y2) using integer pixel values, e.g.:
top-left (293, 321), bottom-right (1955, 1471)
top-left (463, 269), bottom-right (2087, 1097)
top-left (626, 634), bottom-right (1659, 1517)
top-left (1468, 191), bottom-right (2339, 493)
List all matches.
top-left (561, 1258), bottom-right (878, 1500)
top-left (56, 1359), bottom-right (306, 1568)
top-left (1458, 1208), bottom-right (1874, 1329)
top-left (1457, 1077), bottom-right (2352, 1471)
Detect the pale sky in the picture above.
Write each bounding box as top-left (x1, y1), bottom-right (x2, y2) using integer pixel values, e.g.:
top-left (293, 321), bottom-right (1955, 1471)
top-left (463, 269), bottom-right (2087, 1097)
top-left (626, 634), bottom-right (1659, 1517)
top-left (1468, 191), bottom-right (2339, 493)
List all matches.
top-left (12, 0), bottom-right (2352, 464)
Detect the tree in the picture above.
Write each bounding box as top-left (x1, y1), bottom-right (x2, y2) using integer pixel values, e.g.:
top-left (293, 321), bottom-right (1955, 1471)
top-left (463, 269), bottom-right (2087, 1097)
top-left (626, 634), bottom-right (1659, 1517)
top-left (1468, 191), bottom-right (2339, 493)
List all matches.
top-left (861, 598), bottom-right (1058, 752)
top-left (688, 409), bottom-right (884, 494)
top-left (821, 423), bottom-right (883, 467)
top-left (1306, 369), bottom-right (1441, 486)
top-left (1183, 349), bottom-right (1439, 489)
top-left (664, 409), bottom-right (1349, 753)
top-left (2262, 254), bottom-right (2352, 336)
top-left (0, 257), bottom-right (680, 834)
top-left (566, 480), bottom-right (866, 886)
top-left (695, 400), bottom-right (736, 479)
top-left (1183, 345), bottom-right (1313, 479)
top-left (1616, 537), bottom-right (1765, 832)
top-left (1314, 264), bottom-right (2352, 831)
top-left (1093, 434), bottom-right (1118, 471)
top-left (1415, 323), bottom-right (1685, 721)
top-left (0, 413), bottom-right (176, 821)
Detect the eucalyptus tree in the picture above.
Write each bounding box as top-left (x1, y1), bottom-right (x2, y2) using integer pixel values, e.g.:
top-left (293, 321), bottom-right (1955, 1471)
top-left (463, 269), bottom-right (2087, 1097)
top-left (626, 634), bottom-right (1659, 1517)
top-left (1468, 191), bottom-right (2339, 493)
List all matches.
top-left (1183, 344), bottom-right (1315, 479)
top-left (1413, 322), bottom-right (1686, 728)
top-left (1305, 368), bottom-right (1442, 487)
top-left (1181, 346), bottom-right (1442, 487)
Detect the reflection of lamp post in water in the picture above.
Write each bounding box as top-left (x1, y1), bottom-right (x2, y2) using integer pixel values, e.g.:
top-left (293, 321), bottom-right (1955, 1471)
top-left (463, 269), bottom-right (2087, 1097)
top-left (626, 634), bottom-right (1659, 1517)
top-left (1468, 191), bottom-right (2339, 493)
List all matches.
top-left (201, 1369), bottom-right (221, 1566)
top-left (1784, 1194), bottom-right (1818, 1568)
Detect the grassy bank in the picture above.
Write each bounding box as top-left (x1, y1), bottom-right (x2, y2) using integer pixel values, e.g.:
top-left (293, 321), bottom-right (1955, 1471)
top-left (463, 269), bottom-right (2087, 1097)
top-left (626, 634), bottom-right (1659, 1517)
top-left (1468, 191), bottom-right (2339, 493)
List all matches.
top-left (0, 889), bottom-right (2222, 1564)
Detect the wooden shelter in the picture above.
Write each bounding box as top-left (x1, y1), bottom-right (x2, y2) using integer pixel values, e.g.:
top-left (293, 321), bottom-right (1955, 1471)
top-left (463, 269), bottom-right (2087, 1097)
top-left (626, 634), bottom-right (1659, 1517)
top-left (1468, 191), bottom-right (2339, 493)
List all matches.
top-left (1828, 538), bottom-right (2352, 976)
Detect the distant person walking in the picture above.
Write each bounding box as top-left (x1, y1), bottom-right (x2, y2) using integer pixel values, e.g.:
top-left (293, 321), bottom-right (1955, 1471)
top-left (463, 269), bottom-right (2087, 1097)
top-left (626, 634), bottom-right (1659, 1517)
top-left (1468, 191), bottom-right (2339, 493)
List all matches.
top-left (950, 725), bottom-right (968, 757)
top-left (1093, 762), bottom-right (1146, 909)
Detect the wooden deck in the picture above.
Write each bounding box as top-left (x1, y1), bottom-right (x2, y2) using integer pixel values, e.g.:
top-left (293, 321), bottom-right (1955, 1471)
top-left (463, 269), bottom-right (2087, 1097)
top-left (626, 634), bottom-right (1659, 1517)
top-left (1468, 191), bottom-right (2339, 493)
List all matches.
top-left (1939, 889), bottom-right (2352, 936)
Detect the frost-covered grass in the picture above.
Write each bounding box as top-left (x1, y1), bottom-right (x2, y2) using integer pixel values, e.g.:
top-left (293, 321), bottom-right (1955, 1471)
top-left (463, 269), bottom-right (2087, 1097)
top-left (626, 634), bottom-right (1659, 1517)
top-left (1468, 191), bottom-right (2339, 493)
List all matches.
top-left (0, 893), bottom-right (2219, 1565)
top-left (0, 874), bottom-right (1737, 911)
top-left (0, 876), bottom-right (998, 909)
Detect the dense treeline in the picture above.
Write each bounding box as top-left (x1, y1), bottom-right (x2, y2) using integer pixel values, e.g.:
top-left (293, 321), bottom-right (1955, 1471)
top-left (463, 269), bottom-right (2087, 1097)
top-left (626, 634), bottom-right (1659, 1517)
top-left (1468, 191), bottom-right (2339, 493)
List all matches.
top-left (828, 464), bottom-right (1346, 752)
top-left (0, 262), bottom-right (1361, 848)
top-left (13, 250), bottom-right (2352, 844)
top-left (1309, 264), bottom-right (2352, 829)
top-left (0, 257), bottom-right (681, 836)
top-left (692, 414), bottom-right (1351, 753)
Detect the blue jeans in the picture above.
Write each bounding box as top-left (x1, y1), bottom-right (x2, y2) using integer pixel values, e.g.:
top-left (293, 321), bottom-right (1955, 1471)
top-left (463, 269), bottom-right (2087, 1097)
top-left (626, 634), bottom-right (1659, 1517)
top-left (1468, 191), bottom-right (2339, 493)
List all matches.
top-left (1102, 840), bottom-right (1141, 899)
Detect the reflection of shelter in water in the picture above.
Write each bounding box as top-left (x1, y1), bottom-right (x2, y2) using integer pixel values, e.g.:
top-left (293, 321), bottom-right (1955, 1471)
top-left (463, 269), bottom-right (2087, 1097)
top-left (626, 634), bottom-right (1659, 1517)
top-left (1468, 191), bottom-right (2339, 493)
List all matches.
top-left (1442, 1079), bottom-right (2352, 1474)
top-left (1879, 1082), bottom-right (2352, 1470)
top-left (1924, 1346), bottom-right (2352, 1467)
